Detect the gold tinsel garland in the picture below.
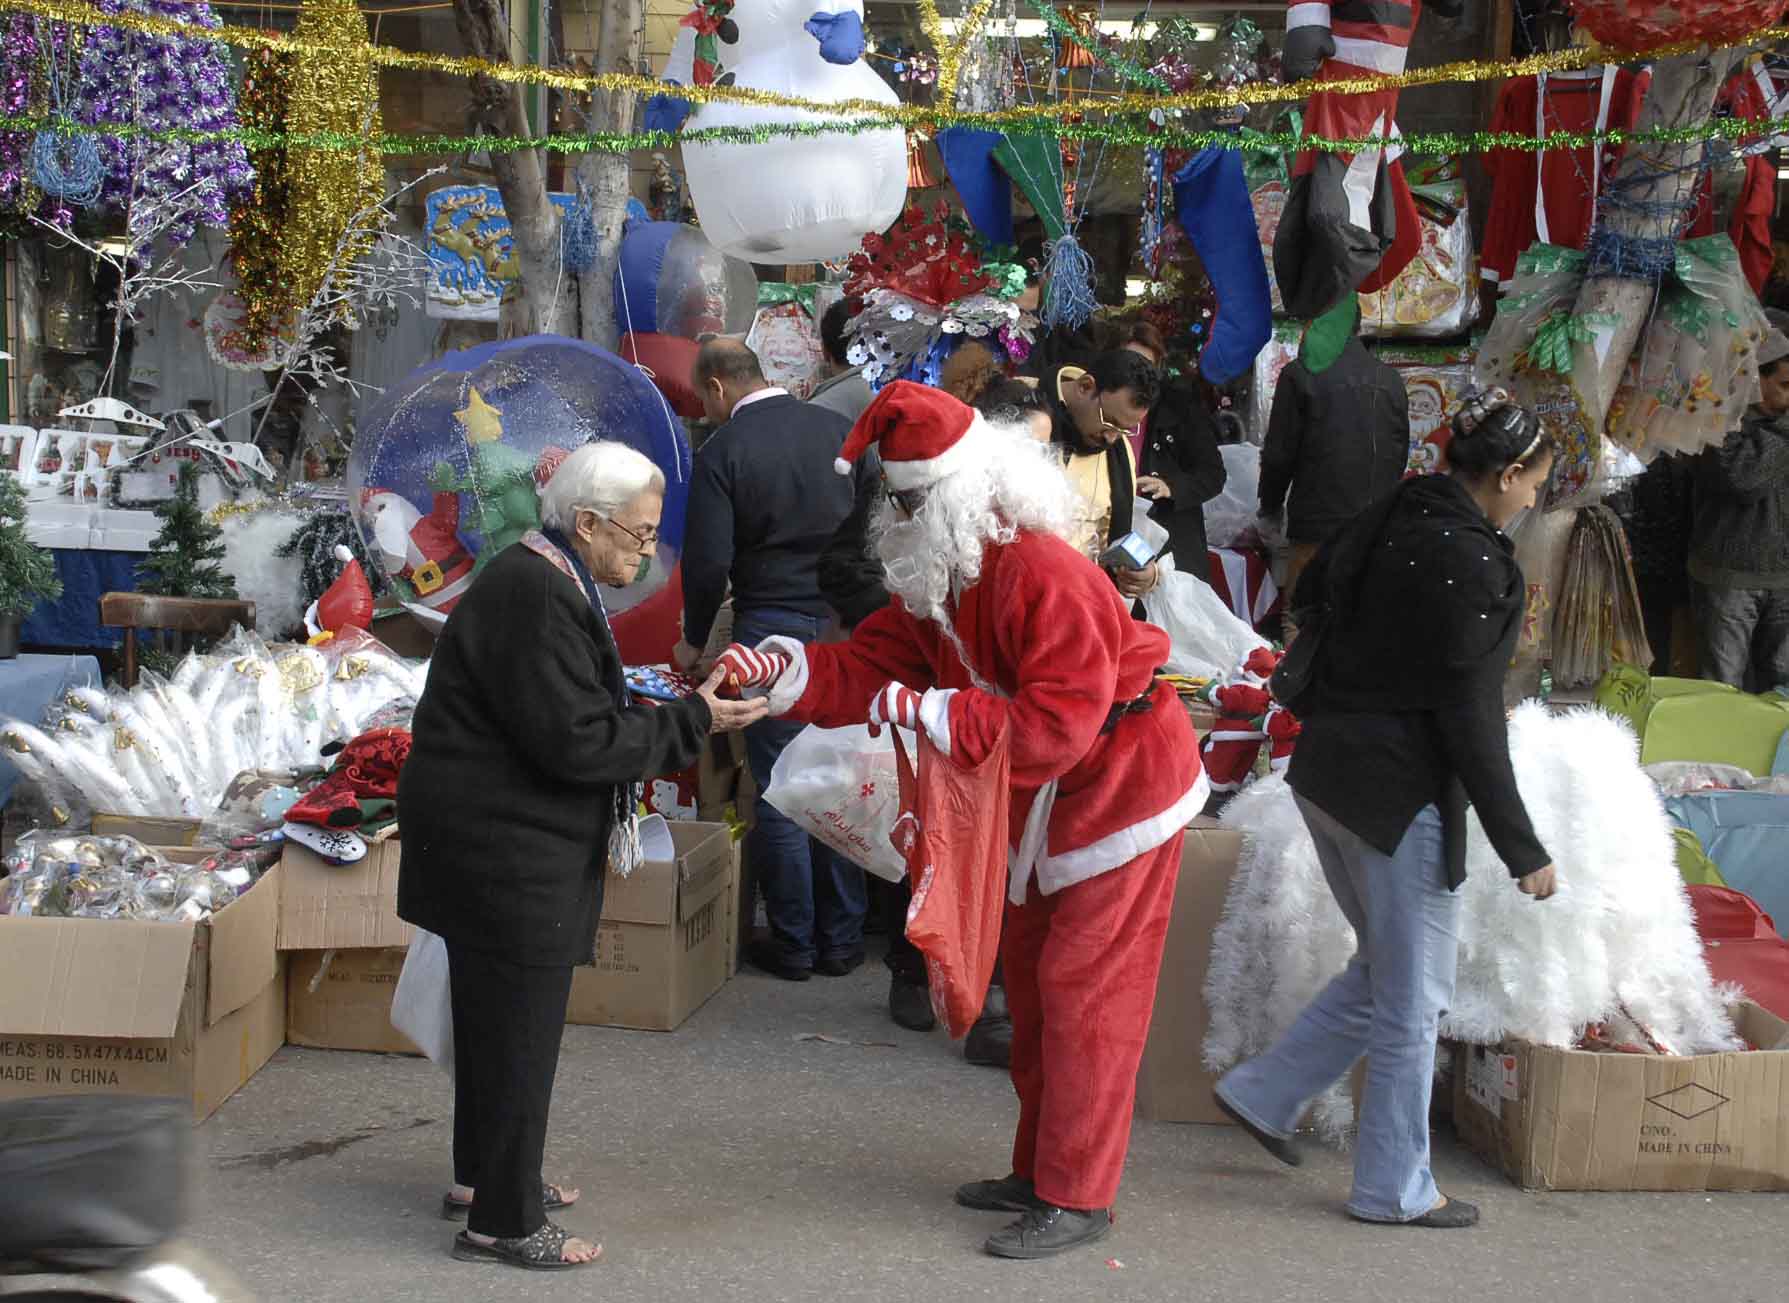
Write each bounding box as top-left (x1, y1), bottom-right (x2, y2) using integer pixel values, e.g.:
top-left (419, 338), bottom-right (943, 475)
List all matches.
top-left (277, 0), bottom-right (386, 330)
top-left (222, 47), bottom-right (293, 353)
top-left (9, 0), bottom-right (1787, 132)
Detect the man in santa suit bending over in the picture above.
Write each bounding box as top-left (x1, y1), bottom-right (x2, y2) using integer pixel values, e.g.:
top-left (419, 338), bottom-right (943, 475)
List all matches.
top-left (714, 381), bottom-right (1208, 1260)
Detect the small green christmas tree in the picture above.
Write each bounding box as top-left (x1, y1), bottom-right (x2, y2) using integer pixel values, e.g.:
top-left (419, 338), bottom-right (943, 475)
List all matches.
top-left (0, 474), bottom-right (62, 617)
top-left (137, 463), bottom-right (239, 599)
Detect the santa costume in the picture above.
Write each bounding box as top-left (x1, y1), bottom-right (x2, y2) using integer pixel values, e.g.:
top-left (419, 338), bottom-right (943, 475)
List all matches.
top-left (1274, 0), bottom-right (1462, 319)
top-left (717, 382), bottom-right (1206, 1259)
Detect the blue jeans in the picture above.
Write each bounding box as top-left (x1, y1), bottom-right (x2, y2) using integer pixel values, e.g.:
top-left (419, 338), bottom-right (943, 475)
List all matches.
top-left (1216, 798), bottom-right (1461, 1222)
top-left (735, 607), bottom-right (868, 969)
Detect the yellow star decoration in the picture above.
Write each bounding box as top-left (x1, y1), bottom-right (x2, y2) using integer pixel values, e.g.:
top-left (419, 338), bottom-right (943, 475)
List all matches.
top-left (455, 386), bottom-right (504, 444)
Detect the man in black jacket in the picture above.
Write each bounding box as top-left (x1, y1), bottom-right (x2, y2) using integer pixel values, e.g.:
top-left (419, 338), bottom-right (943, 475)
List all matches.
top-left (1116, 320), bottom-right (1227, 575)
top-left (675, 338), bottom-right (876, 980)
top-left (1046, 348), bottom-right (1161, 602)
top-left (1258, 332), bottom-right (1409, 633)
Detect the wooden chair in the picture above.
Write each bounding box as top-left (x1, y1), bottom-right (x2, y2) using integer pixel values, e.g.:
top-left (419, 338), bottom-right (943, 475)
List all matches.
top-left (98, 592), bottom-right (257, 687)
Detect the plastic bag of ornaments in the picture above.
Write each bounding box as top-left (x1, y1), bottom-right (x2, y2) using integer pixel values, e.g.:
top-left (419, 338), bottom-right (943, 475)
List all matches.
top-left (0, 833), bottom-right (274, 922)
top-left (1356, 158), bottom-right (1479, 341)
top-left (0, 627), bottom-right (428, 829)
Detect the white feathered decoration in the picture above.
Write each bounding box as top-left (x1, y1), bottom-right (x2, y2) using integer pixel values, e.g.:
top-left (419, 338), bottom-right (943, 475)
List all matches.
top-left (1204, 704), bottom-right (1742, 1144)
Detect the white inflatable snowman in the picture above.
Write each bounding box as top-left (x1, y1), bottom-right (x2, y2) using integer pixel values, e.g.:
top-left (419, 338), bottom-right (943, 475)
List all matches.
top-left (660, 0), bottom-right (907, 263)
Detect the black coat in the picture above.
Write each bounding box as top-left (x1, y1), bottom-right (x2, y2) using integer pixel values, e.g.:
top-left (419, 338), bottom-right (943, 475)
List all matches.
top-left (817, 471), bottom-right (890, 630)
top-left (1140, 377), bottom-right (1226, 569)
top-left (1288, 475), bottom-right (1550, 888)
top-left (1259, 337), bottom-right (1409, 545)
top-left (681, 393), bottom-right (871, 647)
top-left (397, 543), bottom-right (711, 966)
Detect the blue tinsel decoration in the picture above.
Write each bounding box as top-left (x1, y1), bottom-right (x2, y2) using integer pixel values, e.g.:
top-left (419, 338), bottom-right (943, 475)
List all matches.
top-left (1040, 232), bottom-right (1098, 331)
top-left (559, 191), bottom-right (599, 275)
top-left (1584, 225), bottom-right (1679, 283)
top-left (29, 122), bottom-right (103, 207)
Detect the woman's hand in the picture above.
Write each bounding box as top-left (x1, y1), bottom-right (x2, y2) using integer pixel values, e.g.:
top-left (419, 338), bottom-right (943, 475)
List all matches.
top-left (1517, 864), bottom-right (1558, 900)
top-left (697, 667), bottom-right (771, 734)
top-left (1136, 474), bottom-right (1172, 501)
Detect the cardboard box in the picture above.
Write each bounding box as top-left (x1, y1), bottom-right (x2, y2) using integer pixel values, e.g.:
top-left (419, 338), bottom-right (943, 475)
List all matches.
top-left (1453, 1003), bottom-right (1789, 1192)
top-left (90, 814), bottom-right (203, 847)
top-left (276, 837), bottom-right (410, 952)
top-left (1135, 824), bottom-right (1246, 1124)
top-left (566, 821), bottom-right (736, 1031)
top-left (0, 858), bottom-right (286, 1120)
top-left (286, 947), bottom-right (420, 1056)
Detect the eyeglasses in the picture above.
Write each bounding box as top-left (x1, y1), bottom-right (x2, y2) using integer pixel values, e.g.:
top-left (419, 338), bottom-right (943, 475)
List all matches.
top-left (1096, 396), bottom-right (1138, 438)
top-left (884, 485), bottom-right (927, 517)
top-left (584, 509), bottom-right (657, 553)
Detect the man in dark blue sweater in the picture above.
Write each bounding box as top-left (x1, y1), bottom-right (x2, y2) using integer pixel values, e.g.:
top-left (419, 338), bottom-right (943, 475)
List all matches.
top-left (674, 338), bottom-right (874, 980)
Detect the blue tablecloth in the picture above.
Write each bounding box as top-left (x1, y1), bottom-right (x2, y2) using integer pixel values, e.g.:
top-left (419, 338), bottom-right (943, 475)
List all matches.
top-left (0, 653), bottom-right (102, 807)
top-left (22, 548), bottom-right (144, 650)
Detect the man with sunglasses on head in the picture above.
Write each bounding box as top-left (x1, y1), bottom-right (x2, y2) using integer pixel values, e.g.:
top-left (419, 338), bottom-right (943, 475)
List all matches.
top-left (674, 337), bottom-right (878, 982)
top-left (1045, 349), bottom-right (1163, 604)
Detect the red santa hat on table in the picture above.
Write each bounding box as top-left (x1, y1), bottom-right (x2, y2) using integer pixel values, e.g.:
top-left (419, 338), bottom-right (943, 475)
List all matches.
top-left (833, 380), bottom-right (988, 491)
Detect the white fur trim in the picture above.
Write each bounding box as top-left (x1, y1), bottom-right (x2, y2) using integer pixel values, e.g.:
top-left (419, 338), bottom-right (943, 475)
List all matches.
top-left (918, 688), bottom-right (956, 757)
top-left (834, 457), bottom-right (852, 476)
top-left (1008, 772), bottom-right (1211, 903)
top-left (880, 412), bottom-right (994, 491)
top-left (759, 636), bottom-right (810, 716)
top-left (1286, 3), bottom-right (1330, 30)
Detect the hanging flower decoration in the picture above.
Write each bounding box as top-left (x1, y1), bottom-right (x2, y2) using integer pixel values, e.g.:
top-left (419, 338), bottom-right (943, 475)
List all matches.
top-left (900, 53), bottom-right (938, 87)
top-left (842, 201), bottom-right (1035, 386)
top-left (680, 0), bottom-right (738, 87)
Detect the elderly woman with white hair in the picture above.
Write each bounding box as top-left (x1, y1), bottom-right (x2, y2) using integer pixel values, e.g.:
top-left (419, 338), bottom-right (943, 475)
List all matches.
top-left (398, 440), bottom-right (766, 1271)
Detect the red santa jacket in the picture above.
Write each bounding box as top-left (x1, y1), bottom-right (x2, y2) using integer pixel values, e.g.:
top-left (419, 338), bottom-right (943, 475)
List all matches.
top-left (766, 530), bottom-right (1207, 901)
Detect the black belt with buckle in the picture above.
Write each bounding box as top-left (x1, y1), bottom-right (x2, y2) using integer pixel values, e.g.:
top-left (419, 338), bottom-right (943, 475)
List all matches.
top-left (1100, 683), bottom-right (1159, 734)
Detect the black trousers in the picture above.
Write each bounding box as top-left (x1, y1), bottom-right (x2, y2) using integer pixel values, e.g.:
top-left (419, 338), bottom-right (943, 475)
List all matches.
top-left (446, 941), bottom-right (575, 1239)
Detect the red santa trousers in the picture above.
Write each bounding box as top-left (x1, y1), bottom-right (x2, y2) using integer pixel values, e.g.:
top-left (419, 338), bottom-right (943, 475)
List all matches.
top-left (1002, 831), bottom-right (1184, 1210)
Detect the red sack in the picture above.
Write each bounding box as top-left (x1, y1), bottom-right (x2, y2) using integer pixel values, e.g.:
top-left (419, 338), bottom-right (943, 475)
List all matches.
top-left (891, 720), bottom-right (1010, 1038)
top-left (1701, 938), bottom-right (1789, 1023)
top-left (1687, 884), bottom-right (1778, 942)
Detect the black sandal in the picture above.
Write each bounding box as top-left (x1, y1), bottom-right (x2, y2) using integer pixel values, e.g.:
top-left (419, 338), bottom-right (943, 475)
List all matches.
top-left (441, 1183), bottom-right (576, 1221)
top-left (451, 1221), bottom-right (600, 1271)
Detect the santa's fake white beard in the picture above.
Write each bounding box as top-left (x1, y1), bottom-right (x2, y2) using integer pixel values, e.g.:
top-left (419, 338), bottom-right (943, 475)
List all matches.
top-left (869, 420), bottom-right (1080, 626)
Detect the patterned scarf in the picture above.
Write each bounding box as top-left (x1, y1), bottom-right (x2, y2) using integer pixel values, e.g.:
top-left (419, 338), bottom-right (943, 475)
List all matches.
top-left (524, 529), bottom-right (644, 877)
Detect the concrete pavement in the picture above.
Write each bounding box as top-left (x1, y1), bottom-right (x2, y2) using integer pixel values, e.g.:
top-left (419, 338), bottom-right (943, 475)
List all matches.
top-left (191, 956), bottom-right (1786, 1303)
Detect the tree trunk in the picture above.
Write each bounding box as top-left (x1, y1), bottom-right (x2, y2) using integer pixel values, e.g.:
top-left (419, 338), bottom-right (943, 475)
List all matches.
top-left (1567, 49), bottom-right (1740, 429)
top-left (452, 0), bottom-right (576, 337)
top-left (575, 0), bottom-right (645, 350)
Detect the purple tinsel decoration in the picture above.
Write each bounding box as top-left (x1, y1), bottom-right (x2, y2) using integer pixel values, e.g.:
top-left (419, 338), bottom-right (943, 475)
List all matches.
top-left (67, 0), bottom-right (253, 247)
top-left (0, 16), bottom-right (41, 211)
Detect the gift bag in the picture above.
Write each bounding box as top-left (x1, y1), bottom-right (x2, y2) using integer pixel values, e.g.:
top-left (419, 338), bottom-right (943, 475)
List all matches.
top-left (391, 928), bottom-right (454, 1076)
top-left (764, 724), bottom-right (907, 881)
top-left (1141, 568), bottom-right (1270, 680)
top-left (892, 720), bottom-right (1011, 1038)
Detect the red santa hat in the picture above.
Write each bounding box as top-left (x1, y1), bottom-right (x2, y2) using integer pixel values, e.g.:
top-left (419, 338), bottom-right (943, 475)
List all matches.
top-left (306, 545), bottom-right (375, 642)
top-left (833, 380), bottom-right (984, 491)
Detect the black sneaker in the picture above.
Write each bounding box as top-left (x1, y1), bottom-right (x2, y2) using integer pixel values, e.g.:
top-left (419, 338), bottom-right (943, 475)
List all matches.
top-left (954, 1174), bottom-right (1040, 1212)
top-left (963, 1015), bottom-right (1012, 1068)
top-left (745, 940), bottom-right (811, 982)
top-left (984, 1204), bottom-right (1113, 1259)
top-left (814, 949), bottom-right (866, 977)
top-left (889, 977), bottom-right (936, 1031)
top-left (1213, 1090), bottom-right (1303, 1167)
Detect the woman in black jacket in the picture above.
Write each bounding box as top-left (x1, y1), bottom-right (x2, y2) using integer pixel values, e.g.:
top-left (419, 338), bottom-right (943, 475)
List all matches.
top-left (398, 441), bottom-right (766, 1270)
top-left (1116, 321), bottom-right (1227, 571)
top-left (1214, 391), bottom-right (1559, 1230)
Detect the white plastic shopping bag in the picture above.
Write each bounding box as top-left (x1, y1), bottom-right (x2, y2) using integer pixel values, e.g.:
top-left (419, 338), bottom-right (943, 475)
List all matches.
top-left (1141, 567), bottom-right (1270, 680)
top-left (764, 724), bottom-right (907, 882)
top-left (391, 928), bottom-right (454, 1076)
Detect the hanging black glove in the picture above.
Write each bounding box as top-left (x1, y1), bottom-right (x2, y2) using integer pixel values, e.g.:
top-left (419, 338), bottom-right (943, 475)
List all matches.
top-left (1280, 25), bottom-right (1337, 84)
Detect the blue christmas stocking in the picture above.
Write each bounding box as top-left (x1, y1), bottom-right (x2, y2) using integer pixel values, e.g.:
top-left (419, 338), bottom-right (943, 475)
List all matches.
top-left (1172, 145), bottom-right (1273, 385)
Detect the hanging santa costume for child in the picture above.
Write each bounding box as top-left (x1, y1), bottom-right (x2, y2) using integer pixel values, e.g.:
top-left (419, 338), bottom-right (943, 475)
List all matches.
top-left (714, 382), bottom-right (1206, 1259)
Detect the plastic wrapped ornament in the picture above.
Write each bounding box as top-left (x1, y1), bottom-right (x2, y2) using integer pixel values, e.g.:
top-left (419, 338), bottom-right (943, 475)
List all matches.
top-left (347, 335), bottom-right (691, 628)
top-left (613, 220), bottom-right (757, 340)
top-left (1565, 0), bottom-right (1789, 46)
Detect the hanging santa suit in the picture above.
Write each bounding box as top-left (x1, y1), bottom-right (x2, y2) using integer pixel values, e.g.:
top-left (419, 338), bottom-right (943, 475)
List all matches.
top-left (745, 382), bottom-right (1206, 1213)
top-left (1688, 60), bottom-right (1781, 296)
top-left (1273, 0), bottom-right (1426, 320)
top-left (1480, 66), bottom-right (1650, 287)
